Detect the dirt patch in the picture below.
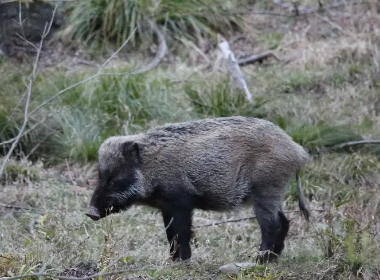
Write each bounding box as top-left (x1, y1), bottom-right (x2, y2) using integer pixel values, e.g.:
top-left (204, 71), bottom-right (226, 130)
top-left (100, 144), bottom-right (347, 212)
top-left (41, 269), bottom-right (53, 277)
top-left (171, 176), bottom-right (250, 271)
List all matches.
top-left (60, 261), bottom-right (99, 278)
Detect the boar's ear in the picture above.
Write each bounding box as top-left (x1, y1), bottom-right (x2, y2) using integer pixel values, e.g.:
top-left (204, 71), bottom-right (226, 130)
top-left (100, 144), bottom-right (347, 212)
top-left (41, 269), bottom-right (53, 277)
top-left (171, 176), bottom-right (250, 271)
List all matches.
top-left (121, 141), bottom-right (141, 163)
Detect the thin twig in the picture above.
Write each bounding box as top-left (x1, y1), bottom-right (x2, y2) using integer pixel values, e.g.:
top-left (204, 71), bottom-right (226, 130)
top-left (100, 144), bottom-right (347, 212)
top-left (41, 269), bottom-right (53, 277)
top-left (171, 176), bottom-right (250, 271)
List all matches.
top-left (194, 209), bottom-right (324, 229)
top-left (330, 139), bottom-right (380, 149)
top-left (65, 158), bottom-right (76, 185)
top-left (100, 27), bottom-right (138, 68)
top-left (0, 4), bottom-right (58, 180)
top-left (314, 13), bottom-right (356, 37)
top-left (24, 133), bottom-right (52, 160)
top-left (0, 112), bottom-right (56, 146)
top-left (301, 0), bottom-right (377, 15)
top-left (0, 203), bottom-right (41, 212)
top-left (238, 52), bottom-right (280, 66)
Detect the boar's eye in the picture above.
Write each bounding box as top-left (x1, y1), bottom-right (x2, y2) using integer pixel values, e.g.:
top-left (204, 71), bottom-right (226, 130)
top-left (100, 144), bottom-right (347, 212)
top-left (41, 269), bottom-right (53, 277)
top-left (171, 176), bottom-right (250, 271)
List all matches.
top-left (106, 174), bottom-right (115, 186)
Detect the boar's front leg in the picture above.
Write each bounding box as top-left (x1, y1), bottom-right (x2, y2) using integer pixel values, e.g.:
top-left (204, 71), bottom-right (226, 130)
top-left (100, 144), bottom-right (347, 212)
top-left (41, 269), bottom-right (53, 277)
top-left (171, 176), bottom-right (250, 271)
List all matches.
top-left (162, 210), bottom-right (178, 259)
top-left (161, 206), bottom-right (193, 262)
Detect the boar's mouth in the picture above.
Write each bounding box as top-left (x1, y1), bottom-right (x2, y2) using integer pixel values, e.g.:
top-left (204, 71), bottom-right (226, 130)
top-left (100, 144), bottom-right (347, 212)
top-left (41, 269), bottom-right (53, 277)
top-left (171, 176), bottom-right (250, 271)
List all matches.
top-left (85, 206), bottom-right (102, 221)
top-left (85, 205), bottom-right (124, 221)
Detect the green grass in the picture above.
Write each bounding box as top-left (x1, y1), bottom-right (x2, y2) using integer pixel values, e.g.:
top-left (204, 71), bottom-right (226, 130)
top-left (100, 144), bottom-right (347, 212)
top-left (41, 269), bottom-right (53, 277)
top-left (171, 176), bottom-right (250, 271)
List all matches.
top-left (1, 60), bottom-right (375, 165)
top-left (1, 152), bottom-right (379, 279)
top-left (0, 52), bottom-right (378, 166)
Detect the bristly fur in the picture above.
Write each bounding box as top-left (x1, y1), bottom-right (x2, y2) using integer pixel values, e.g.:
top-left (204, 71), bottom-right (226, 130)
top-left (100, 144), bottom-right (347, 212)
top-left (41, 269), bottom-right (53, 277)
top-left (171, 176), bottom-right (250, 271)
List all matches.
top-left (87, 116), bottom-right (311, 263)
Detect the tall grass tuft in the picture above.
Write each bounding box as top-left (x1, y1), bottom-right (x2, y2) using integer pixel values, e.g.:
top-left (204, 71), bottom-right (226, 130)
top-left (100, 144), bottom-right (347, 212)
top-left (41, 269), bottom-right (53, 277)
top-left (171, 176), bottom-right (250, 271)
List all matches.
top-left (61, 0), bottom-right (243, 54)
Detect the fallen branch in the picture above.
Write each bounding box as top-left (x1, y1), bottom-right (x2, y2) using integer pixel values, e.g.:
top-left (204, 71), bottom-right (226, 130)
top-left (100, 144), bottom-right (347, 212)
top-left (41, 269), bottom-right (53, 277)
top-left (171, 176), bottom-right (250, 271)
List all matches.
top-left (237, 51), bottom-right (280, 66)
top-left (0, 203), bottom-right (45, 214)
top-left (0, 203), bottom-right (37, 211)
top-left (194, 209), bottom-right (324, 229)
top-left (330, 139), bottom-right (380, 150)
top-left (217, 34), bottom-right (253, 103)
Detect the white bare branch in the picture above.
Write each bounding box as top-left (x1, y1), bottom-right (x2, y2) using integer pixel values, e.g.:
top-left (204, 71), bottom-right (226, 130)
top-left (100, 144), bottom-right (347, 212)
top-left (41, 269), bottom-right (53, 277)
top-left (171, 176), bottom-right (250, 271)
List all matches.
top-left (217, 35), bottom-right (253, 103)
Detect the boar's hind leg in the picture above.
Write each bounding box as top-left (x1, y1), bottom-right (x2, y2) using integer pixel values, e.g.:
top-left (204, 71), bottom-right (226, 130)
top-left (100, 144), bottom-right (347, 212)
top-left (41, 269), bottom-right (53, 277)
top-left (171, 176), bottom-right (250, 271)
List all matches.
top-left (161, 208), bottom-right (193, 262)
top-left (272, 210), bottom-right (290, 257)
top-left (253, 199), bottom-right (284, 263)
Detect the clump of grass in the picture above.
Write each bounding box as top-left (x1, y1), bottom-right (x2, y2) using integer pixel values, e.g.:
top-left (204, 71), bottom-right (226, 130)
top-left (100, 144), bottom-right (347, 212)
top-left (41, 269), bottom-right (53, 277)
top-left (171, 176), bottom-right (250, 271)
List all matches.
top-left (50, 108), bottom-right (103, 164)
top-left (261, 32), bottom-right (284, 50)
top-left (61, 0), bottom-right (243, 55)
top-left (0, 253), bottom-right (23, 277)
top-left (47, 72), bottom-right (194, 163)
top-left (241, 265), bottom-right (285, 279)
top-left (184, 75), bottom-right (268, 118)
top-left (315, 198), bottom-right (378, 276)
top-left (341, 217), bottom-right (373, 274)
top-left (271, 69), bottom-right (325, 95)
top-left (0, 61), bottom-right (198, 164)
top-left (2, 163), bottom-right (41, 183)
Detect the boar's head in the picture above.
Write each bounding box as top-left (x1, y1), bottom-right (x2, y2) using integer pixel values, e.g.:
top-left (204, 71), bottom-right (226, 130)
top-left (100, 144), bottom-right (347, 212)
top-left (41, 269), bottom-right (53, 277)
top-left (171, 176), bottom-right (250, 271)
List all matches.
top-left (85, 139), bottom-right (144, 221)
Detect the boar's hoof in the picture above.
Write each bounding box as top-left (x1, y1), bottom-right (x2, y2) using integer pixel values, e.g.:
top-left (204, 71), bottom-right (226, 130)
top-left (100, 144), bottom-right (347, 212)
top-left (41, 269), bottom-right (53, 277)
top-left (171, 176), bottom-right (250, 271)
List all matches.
top-left (256, 251), bottom-right (279, 264)
top-left (172, 257), bottom-right (191, 263)
top-left (171, 252), bottom-right (191, 263)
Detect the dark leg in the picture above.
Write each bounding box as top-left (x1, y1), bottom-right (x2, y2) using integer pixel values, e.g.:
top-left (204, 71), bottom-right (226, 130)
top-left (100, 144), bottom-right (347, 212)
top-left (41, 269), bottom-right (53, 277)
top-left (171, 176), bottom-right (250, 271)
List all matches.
top-left (162, 208), bottom-right (194, 262)
top-left (162, 211), bottom-right (178, 260)
top-left (272, 210), bottom-right (290, 257)
top-left (253, 201), bottom-right (282, 264)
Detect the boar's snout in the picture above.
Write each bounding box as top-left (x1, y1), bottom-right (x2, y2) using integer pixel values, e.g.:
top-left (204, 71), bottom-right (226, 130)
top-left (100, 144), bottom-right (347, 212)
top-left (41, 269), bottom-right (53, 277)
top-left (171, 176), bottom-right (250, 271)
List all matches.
top-left (85, 206), bottom-right (101, 221)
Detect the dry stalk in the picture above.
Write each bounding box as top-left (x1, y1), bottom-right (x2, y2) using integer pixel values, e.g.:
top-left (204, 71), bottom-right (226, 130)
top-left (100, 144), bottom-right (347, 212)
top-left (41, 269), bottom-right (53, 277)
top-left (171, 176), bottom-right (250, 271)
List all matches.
top-left (194, 209), bottom-right (324, 229)
top-left (0, 4), bottom-right (58, 180)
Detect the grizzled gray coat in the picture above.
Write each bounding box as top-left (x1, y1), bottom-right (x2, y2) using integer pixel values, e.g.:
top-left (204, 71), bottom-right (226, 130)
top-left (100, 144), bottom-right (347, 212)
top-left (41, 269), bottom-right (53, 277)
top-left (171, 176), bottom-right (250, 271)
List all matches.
top-left (86, 116), bottom-right (310, 263)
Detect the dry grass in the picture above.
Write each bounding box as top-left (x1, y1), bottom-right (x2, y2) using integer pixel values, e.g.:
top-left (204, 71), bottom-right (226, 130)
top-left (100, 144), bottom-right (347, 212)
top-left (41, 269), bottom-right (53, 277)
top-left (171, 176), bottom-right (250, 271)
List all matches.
top-left (1, 153), bottom-right (379, 279)
top-left (1, 1), bottom-right (380, 279)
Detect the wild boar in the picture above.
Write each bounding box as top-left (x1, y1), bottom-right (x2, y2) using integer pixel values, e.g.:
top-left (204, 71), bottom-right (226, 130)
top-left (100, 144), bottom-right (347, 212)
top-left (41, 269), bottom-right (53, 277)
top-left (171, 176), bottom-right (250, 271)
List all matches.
top-left (85, 116), bottom-right (310, 263)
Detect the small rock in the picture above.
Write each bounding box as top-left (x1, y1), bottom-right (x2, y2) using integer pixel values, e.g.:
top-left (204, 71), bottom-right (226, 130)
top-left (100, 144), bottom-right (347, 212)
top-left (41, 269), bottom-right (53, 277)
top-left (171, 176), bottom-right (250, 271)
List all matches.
top-left (219, 263), bottom-right (239, 275)
top-left (235, 262), bottom-right (256, 269)
top-left (219, 262), bottom-right (256, 275)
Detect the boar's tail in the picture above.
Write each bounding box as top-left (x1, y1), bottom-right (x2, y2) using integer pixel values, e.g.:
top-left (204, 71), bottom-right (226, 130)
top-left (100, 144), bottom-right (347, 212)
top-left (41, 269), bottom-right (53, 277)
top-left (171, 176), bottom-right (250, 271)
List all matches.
top-left (296, 169), bottom-right (310, 221)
